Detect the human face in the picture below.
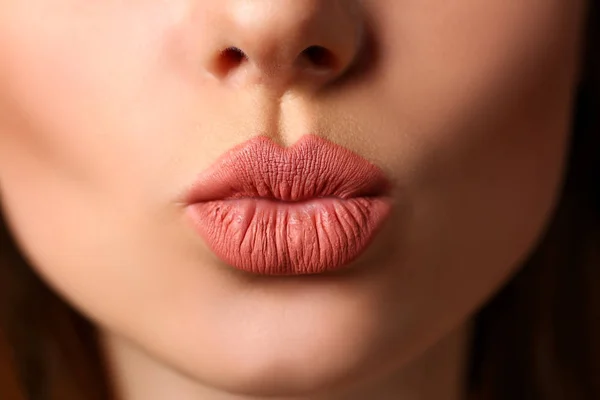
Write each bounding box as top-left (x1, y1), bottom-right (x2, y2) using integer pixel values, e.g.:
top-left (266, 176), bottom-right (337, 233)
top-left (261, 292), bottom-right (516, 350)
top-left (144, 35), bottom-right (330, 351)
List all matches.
top-left (0, 0), bottom-right (586, 397)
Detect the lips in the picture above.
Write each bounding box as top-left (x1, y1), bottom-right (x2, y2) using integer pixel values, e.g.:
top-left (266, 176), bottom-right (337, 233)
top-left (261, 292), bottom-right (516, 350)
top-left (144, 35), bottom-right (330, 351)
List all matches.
top-left (183, 135), bottom-right (392, 275)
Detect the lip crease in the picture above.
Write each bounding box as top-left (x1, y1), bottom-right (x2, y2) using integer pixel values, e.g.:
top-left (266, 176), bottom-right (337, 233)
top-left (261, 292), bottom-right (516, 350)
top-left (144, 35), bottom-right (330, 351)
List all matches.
top-left (183, 134), bottom-right (393, 276)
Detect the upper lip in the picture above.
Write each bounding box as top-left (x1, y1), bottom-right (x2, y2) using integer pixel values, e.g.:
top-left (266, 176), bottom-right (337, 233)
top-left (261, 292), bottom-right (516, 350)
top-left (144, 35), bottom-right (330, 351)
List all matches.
top-left (182, 135), bottom-right (391, 204)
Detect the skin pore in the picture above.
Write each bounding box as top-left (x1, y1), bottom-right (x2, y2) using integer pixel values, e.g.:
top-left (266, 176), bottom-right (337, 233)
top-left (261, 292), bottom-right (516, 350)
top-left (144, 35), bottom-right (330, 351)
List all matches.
top-left (0, 1), bottom-right (588, 399)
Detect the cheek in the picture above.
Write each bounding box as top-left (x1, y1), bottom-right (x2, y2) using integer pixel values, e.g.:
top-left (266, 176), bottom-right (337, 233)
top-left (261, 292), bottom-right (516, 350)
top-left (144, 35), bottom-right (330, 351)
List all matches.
top-left (0, 9), bottom-right (122, 194)
top-left (408, 3), bottom-right (580, 256)
top-left (0, 8), bottom-right (160, 316)
top-left (320, 0), bottom-right (584, 331)
top-left (404, 17), bottom-right (579, 327)
top-left (373, 0), bottom-right (582, 235)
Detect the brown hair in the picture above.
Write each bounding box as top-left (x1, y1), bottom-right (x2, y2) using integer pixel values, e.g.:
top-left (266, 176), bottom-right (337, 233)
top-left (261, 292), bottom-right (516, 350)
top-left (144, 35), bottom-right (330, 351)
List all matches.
top-left (1, 4), bottom-right (599, 400)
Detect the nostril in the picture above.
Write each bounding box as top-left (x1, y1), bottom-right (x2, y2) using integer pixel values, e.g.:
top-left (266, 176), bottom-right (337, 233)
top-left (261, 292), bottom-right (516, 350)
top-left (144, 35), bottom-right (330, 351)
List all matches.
top-left (301, 45), bottom-right (338, 71)
top-left (214, 46), bottom-right (248, 77)
top-left (209, 45), bottom-right (346, 82)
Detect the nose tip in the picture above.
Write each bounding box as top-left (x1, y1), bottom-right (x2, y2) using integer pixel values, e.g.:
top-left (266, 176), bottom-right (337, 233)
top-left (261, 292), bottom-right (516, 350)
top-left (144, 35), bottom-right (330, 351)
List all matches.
top-left (204, 0), bottom-right (364, 89)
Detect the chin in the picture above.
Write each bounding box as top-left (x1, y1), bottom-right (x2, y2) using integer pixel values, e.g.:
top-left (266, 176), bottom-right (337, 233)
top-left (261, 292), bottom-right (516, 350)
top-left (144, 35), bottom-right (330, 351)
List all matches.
top-left (131, 300), bottom-right (400, 399)
top-left (188, 339), bottom-right (385, 398)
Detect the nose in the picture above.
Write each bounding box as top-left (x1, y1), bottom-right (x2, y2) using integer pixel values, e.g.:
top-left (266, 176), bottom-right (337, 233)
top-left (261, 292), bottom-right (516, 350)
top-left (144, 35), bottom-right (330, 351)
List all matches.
top-left (201, 0), bottom-right (364, 90)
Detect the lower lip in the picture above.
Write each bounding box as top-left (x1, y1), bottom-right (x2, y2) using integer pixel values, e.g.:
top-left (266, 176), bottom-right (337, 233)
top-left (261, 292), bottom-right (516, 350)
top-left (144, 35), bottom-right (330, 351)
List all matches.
top-left (186, 197), bottom-right (392, 275)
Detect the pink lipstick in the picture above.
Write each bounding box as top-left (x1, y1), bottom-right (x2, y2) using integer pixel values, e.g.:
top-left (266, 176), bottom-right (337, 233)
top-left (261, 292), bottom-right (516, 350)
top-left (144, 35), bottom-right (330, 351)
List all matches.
top-left (183, 135), bottom-right (392, 275)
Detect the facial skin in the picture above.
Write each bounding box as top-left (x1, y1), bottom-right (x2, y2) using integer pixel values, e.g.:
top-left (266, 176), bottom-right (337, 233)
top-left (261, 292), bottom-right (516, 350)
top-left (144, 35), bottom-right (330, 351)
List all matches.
top-left (0, 1), bottom-right (587, 399)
